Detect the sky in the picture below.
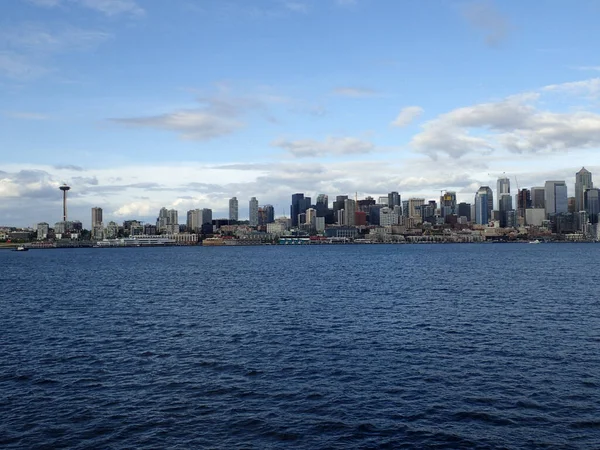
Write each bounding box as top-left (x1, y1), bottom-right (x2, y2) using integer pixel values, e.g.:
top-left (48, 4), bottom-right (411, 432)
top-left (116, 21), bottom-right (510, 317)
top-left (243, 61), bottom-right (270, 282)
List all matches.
top-left (1, 0), bottom-right (600, 228)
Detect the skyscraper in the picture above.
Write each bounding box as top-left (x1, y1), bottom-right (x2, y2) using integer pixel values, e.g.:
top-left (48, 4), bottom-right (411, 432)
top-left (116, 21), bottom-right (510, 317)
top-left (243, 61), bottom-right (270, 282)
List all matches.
top-left (440, 191), bottom-right (457, 218)
top-left (575, 167), bottom-right (593, 213)
top-left (479, 186), bottom-right (493, 219)
top-left (545, 181), bottom-right (568, 217)
top-left (497, 176), bottom-right (510, 209)
top-left (291, 193), bottom-right (311, 227)
top-left (388, 191), bottom-right (401, 210)
top-left (584, 188), bottom-right (600, 224)
top-left (249, 197), bottom-right (259, 226)
top-left (530, 187), bottom-right (545, 209)
top-left (229, 197), bottom-right (239, 221)
top-left (498, 193), bottom-right (513, 227)
top-left (343, 199), bottom-right (356, 226)
top-left (91, 207), bottom-right (103, 228)
top-left (475, 187), bottom-right (489, 225)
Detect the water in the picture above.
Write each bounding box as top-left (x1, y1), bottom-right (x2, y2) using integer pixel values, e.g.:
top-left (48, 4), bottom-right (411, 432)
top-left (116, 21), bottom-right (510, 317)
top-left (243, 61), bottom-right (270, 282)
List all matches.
top-left (1, 244), bottom-right (599, 449)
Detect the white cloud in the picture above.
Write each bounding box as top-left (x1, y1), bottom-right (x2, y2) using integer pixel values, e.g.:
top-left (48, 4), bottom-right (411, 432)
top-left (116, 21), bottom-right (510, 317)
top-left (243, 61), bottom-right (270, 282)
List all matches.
top-left (112, 110), bottom-right (244, 141)
top-left (333, 87), bottom-right (378, 98)
top-left (543, 78), bottom-right (600, 97)
top-left (391, 106), bottom-right (423, 127)
top-left (272, 136), bottom-right (375, 157)
top-left (410, 86), bottom-right (600, 158)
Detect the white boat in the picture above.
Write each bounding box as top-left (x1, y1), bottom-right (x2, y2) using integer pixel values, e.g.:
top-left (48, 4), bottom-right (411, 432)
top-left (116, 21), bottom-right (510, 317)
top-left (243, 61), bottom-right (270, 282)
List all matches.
top-left (13, 246), bottom-right (29, 251)
top-left (528, 239), bottom-right (541, 244)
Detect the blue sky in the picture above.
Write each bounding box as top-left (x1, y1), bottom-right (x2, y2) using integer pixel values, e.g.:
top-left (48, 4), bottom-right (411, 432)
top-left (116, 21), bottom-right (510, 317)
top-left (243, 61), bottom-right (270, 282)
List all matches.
top-left (2, 0), bottom-right (600, 227)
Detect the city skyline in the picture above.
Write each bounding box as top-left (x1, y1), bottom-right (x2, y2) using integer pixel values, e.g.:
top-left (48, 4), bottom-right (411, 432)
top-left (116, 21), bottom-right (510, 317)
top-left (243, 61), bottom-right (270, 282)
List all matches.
top-left (3, 1), bottom-right (600, 226)
top-left (7, 167), bottom-right (598, 231)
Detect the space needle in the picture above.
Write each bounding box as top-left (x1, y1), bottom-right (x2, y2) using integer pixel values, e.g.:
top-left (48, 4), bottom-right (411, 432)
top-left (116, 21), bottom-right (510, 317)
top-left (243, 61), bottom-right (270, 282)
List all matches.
top-left (59, 184), bottom-right (71, 222)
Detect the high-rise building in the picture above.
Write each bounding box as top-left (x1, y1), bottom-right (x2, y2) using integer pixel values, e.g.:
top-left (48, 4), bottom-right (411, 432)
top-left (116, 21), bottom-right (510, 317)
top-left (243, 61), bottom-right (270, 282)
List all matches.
top-left (229, 197), bottom-right (239, 221)
top-left (388, 191), bottom-right (401, 210)
top-left (584, 188), bottom-right (600, 224)
top-left (498, 193), bottom-right (513, 227)
top-left (478, 186), bottom-right (493, 220)
top-left (497, 176), bottom-right (510, 209)
top-left (258, 204), bottom-right (275, 226)
top-left (575, 167), bottom-right (593, 213)
top-left (158, 207), bottom-right (179, 234)
top-left (201, 208), bottom-right (212, 226)
top-left (545, 181), bottom-right (568, 217)
top-left (187, 209), bottom-right (200, 232)
top-left (91, 207), bottom-right (103, 228)
top-left (249, 197), bottom-right (259, 226)
top-left (316, 194), bottom-right (329, 216)
top-left (291, 193), bottom-right (311, 227)
top-left (516, 189), bottom-right (531, 219)
top-left (457, 202), bottom-right (471, 222)
top-left (378, 196), bottom-right (389, 206)
top-left (343, 199), bottom-right (356, 226)
top-left (408, 198), bottom-right (425, 219)
top-left (305, 207), bottom-right (317, 225)
top-left (530, 187), bottom-right (545, 209)
top-left (475, 187), bottom-right (490, 225)
top-left (379, 206), bottom-right (398, 226)
top-left (37, 222), bottom-right (49, 240)
top-left (440, 191), bottom-right (457, 218)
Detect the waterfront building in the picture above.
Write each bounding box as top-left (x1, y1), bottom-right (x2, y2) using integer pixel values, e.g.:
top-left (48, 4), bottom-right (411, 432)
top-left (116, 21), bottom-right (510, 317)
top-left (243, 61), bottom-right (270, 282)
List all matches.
top-left (525, 208), bottom-right (545, 226)
top-left (575, 167), bottom-right (593, 213)
top-left (157, 207), bottom-right (179, 234)
top-left (91, 207), bottom-right (103, 229)
top-left (105, 221), bottom-right (119, 239)
top-left (544, 181), bottom-right (568, 217)
top-left (497, 177), bottom-right (510, 210)
top-left (249, 197), bottom-right (259, 227)
top-left (530, 187), bottom-right (545, 209)
top-left (36, 222), bottom-right (49, 240)
top-left (229, 197), bottom-right (239, 221)
top-left (343, 199), bottom-right (356, 227)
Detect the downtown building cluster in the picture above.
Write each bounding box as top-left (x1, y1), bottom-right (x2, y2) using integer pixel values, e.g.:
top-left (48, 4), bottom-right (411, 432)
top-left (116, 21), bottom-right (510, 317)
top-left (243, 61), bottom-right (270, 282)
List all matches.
top-left (3, 167), bottom-right (600, 246)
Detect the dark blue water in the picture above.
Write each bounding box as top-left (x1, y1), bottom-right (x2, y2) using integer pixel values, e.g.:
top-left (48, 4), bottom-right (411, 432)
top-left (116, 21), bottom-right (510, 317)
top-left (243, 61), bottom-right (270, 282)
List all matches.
top-left (1, 244), bottom-right (600, 449)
